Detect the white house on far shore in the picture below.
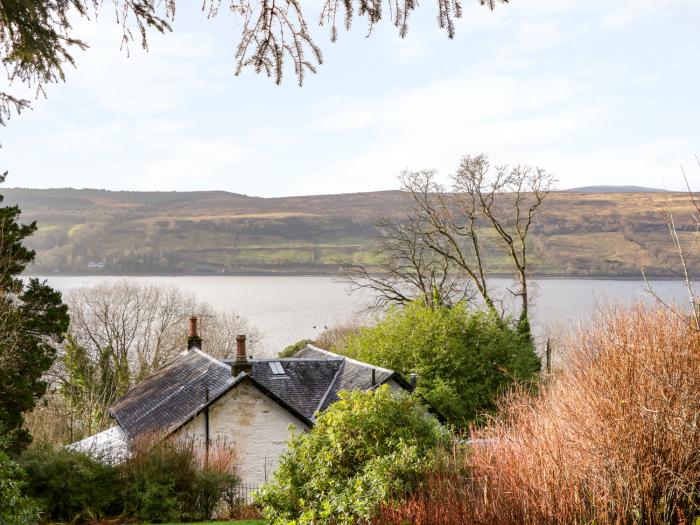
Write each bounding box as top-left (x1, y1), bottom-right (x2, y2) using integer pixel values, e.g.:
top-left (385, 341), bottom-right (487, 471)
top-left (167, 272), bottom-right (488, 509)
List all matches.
top-left (69, 318), bottom-right (413, 486)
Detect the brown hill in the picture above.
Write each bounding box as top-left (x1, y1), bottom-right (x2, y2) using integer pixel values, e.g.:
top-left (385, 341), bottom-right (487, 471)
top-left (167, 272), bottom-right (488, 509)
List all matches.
top-left (3, 187), bottom-right (697, 277)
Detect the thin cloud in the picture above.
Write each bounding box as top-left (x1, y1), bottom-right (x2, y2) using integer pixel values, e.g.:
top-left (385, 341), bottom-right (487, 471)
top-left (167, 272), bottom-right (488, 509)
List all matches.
top-left (2, 0), bottom-right (700, 195)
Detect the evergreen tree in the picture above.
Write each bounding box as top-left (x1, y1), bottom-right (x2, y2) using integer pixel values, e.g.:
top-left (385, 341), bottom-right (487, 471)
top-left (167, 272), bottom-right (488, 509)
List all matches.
top-left (0, 173), bottom-right (69, 454)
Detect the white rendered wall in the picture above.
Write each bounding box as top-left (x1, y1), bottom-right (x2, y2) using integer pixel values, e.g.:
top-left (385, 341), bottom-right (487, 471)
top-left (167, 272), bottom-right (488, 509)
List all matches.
top-left (176, 381), bottom-right (308, 486)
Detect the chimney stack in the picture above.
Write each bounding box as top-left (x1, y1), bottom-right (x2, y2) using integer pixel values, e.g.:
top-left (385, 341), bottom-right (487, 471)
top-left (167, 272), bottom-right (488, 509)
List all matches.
top-left (187, 316), bottom-right (202, 350)
top-left (232, 334), bottom-right (252, 375)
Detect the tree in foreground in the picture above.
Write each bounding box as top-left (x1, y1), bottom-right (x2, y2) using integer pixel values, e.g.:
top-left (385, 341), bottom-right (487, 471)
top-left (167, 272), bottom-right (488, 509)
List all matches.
top-left (340, 300), bottom-right (540, 427)
top-left (0, 174), bottom-right (69, 453)
top-left (0, 0), bottom-right (509, 125)
top-left (256, 385), bottom-right (446, 525)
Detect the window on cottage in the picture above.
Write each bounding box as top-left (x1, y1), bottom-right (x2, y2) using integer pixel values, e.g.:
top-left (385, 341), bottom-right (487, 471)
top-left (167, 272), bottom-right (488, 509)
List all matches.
top-left (269, 361), bottom-right (285, 375)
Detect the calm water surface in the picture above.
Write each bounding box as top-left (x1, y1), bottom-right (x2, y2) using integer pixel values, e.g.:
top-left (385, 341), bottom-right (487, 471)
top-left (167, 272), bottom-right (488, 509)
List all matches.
top-left (32, 275), bottom-right (695, 356)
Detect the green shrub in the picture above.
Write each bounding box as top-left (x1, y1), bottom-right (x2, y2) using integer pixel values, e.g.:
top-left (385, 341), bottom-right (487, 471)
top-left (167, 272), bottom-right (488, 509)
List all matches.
top-left (120, 437), bottom-right (238, 522)
top-left (0, 447), bottom-right (41, 525)
top-left (340, 301), bottom-right (541, 427)
top-left (256, 385), bottom-right (446, 525)
top-left (19, 443), bottom-right (121, 522)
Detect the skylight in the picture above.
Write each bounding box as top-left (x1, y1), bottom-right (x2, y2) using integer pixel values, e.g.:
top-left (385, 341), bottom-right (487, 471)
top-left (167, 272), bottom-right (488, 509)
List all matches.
top-left (269, 361), bottom-right (285, 375)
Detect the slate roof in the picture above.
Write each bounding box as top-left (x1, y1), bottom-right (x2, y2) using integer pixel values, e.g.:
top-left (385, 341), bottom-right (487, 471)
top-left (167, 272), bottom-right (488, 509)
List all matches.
top-left (108, 344), bottom-right (409, 441)
top-left (67, 425), bottom-right (128, 464)
top-left (234, 358), bottom-right (343, 419)
top-left (294, 345), bottom-right (403, 411)
top-left (110, 349), bottom-right (234, 438)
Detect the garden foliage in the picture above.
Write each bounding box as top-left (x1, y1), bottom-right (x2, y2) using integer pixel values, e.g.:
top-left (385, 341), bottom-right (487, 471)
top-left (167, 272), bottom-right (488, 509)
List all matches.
top-left (0, 445), bottom-right (41, 525)
top-left (120, 437), bottom-right (239, 522)
top-left (16, 437), bottom-right (239, 523)
top-left (380, 305), bottom-right (700, 525)
top-left (341, 301), bottom-right (541, 427)
top-left (256, 385), bottom-right (446, 525)
top-left (278, 339), bottom-right (313, 357)
top-left (19, 444), bottom-right (121, 522)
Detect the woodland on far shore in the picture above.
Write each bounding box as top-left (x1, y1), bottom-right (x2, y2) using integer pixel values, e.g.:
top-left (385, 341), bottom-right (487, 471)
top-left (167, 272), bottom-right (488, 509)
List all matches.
top-left (4, 186), bottom-right (696, 278)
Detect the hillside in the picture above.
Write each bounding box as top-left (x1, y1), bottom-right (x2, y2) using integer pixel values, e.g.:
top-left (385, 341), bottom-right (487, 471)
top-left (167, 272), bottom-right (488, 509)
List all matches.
top-left (3, 187), bottom-right (699, 278)
top-left (562, 185), bottom-right (669, 193)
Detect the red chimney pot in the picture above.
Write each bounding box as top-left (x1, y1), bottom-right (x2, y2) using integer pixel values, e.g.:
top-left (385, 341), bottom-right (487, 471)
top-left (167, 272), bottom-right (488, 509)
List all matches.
top-left (187, 316), bottom-right (202, 351)
top-left (232, 334), bottom-right (252, 375)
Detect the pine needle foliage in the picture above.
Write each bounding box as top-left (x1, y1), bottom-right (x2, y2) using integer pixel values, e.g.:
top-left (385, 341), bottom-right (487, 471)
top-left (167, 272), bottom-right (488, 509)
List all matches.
top-left (0, 174), bottom-right (69, 454)
top-left (0, 0), bottom-right (171, 125)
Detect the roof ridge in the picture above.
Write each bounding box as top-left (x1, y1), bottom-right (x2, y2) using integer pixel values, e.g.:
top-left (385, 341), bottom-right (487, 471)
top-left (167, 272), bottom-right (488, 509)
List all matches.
top-left (191, 348), bottom-right (231, 370)
top-left (247, 357), bottom-right (344, 363)
top-left (306, 344), bottom-right (395, 374)
top-left (311, 359), bottom-right (345, 421)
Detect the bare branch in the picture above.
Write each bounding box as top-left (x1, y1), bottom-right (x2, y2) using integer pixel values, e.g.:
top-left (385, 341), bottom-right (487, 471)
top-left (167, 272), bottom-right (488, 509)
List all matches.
top-left (452, 154), bottom-right (555, 331)
top-left (338, 194), bottom-right (472, 311)
top-left (0, 0), bottom-right (511, 125)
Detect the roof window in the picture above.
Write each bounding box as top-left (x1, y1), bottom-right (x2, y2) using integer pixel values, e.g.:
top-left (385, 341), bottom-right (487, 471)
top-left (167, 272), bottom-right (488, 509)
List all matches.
top-left (269, 361), bottom-right (285, 375)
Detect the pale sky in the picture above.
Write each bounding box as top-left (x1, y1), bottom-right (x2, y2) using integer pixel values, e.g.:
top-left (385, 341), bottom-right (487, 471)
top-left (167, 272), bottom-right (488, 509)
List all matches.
top-left (2, 0), bottom-right (700, 197)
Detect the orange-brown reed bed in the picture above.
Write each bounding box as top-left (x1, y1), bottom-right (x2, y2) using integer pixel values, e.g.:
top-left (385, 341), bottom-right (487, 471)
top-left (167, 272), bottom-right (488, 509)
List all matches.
top-left (378, 305), bottom-right (700, 525)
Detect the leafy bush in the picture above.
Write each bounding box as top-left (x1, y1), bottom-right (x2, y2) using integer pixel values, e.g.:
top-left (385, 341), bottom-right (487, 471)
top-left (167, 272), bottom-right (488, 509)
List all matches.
top-left (0, 447), bottom-right (41, 525)
top-left (340, 301), bottom-right (541, 427)
top-left (120, 437), bottom-right (238, 522)
top-left (19, 443), bottom-right (121, 522)
top-left (375, 442), bottom-right (474, 525)
top-left (256, 385), bottom-right (446, 525)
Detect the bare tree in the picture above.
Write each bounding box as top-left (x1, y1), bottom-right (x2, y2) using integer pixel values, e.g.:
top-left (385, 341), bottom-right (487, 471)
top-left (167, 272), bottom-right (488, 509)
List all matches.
top-left (451, 154), bottom-right (554, 331)
top-left (399, 168), bottom-right (497, 312)
top-left (65, 280), bottom-right (260, 379)
top-left (343, 154), bottom-right (554, 334)
top-left (339, 212), bottom-right (473, 311)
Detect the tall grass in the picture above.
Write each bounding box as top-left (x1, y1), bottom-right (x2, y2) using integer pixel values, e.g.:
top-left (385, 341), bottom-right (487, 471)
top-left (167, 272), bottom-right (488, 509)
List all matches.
top-left (379, 305), bottom-right (700, 524)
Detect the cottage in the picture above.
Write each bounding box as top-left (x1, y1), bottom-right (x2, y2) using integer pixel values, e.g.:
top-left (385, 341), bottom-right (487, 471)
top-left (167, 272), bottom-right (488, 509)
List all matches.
top-left (70, 317), bottom-right (413, 486)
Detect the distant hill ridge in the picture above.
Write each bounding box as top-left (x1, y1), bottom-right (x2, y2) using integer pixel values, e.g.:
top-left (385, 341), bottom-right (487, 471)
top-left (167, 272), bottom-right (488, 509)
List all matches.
top-left (563, 185), bottom-right (669, 193)
top-left (0, 186), bottom-right (695, 278)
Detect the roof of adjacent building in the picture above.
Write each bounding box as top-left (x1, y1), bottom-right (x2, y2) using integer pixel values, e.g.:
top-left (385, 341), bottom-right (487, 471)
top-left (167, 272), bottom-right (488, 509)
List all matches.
top-left (108, 344), bottom-right (410, 440)
top-left (67, 425), bottom-right (128, 464)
